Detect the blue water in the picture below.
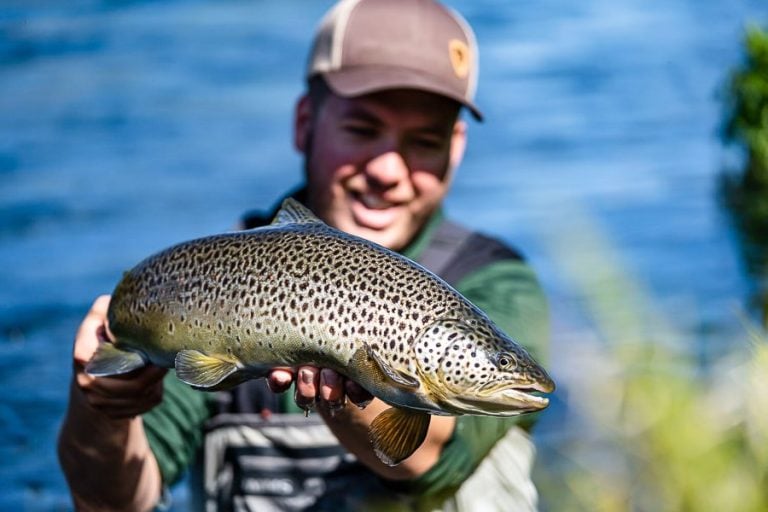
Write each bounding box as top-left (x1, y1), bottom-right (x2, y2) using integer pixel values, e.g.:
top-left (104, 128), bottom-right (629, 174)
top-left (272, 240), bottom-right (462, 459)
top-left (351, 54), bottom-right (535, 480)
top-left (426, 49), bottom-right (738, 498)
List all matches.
top-left (2, 0), bottom-right (767, 509)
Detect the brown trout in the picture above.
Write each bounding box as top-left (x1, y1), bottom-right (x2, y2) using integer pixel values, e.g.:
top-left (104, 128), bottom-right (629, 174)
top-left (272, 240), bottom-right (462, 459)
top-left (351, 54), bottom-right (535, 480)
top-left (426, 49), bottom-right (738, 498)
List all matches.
top-left (87, 198), bottom-right (555, 465)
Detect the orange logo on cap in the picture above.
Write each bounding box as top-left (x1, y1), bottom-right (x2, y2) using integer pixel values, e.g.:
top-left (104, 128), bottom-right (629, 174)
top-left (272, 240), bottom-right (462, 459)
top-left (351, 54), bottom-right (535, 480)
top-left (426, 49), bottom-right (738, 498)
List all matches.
top-left (449, 39), bottom-right (470, 79)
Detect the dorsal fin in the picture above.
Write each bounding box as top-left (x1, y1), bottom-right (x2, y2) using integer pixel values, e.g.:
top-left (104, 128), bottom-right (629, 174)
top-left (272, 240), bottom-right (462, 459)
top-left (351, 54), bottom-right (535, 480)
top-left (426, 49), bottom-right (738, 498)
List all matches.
top-left (271, 198), bottom-right (325, 226)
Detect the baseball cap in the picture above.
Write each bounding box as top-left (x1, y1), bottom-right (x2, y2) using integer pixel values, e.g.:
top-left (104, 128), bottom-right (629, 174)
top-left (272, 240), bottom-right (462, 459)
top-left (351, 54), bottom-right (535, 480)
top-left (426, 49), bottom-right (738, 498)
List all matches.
top-left (307, 0), bottom-right (483, 121)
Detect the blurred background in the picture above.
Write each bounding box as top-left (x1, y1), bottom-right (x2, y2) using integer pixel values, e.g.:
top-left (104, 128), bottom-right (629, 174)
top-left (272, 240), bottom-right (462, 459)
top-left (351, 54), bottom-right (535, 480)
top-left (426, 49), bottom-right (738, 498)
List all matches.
top-left (2, 0), bottom-right (768, 510)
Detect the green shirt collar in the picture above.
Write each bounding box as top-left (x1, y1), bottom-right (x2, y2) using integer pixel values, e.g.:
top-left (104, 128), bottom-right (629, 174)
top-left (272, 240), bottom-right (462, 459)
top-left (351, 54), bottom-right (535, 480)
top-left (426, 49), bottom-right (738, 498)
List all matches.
top-left (401, 207), bottom-right (445, 261)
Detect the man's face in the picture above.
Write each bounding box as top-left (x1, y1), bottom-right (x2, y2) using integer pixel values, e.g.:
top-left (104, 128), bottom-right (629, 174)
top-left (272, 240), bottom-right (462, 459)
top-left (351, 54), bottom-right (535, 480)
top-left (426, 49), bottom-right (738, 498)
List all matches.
top-left (295, 88), bottom-right (466, 251)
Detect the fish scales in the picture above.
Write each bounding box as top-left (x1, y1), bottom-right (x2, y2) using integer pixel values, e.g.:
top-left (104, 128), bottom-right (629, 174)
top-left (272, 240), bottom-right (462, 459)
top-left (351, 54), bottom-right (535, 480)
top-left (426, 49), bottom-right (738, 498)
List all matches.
top-left (89, 198), bottom-right (554, 466)
top-left (109, 225), bottom-right (458, 377)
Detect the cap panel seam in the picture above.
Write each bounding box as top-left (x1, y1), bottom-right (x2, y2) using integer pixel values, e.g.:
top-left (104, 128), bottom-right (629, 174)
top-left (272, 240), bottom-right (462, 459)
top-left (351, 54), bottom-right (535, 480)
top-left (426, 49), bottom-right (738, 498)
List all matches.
top-left (330, 0), bottom-right (363, 70)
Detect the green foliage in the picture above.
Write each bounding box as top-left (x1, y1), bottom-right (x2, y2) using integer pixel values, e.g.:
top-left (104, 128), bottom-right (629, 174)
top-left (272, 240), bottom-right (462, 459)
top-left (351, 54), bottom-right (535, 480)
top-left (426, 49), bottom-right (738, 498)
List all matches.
top-left (724, 25), bottom-right (768, 181)
top-left (536, 208), bottom-right (768, 512)
top-left (721, 24), bottom-right (768, 322)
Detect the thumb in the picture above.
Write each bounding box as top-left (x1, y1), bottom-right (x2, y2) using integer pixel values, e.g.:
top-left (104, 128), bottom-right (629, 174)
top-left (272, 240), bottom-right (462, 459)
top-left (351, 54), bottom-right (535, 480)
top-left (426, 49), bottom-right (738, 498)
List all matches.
top-left (73, 295), bottom-right (111, 365)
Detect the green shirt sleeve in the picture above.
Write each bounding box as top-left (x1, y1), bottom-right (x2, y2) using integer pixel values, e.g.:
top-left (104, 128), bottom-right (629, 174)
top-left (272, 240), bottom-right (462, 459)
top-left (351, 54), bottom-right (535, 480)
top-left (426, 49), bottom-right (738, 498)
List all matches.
top-left (143, 372), bottom-right (215, 485)
top-left (400, 259), bottom-right (550, 497)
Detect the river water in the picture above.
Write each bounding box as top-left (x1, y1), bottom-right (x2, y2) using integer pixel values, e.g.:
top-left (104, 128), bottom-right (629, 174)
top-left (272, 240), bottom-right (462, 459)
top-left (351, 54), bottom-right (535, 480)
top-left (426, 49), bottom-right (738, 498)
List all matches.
top-left (1, 0), bottom-right (767, 509)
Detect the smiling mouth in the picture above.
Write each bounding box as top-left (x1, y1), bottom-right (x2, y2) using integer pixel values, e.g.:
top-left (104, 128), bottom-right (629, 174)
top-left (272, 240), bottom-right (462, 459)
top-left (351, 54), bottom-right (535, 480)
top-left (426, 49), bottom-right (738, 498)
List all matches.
top-left (355, 192), bottom-right (395, 210)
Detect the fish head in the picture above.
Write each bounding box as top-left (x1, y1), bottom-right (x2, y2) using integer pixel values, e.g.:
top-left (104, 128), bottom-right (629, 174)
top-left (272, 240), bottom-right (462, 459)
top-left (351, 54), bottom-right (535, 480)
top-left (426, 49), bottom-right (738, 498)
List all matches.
top-left (414, 314), bottom-right (555, 416)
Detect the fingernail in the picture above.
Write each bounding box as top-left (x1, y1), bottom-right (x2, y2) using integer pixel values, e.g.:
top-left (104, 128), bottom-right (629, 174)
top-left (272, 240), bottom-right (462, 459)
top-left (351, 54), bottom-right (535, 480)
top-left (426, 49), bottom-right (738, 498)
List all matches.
top-left (300, 369), bottom-right (313, 385)
top-left (354, 398), bottom-right (373, 410)
top-left (327, 397), bottom-right (347, 416)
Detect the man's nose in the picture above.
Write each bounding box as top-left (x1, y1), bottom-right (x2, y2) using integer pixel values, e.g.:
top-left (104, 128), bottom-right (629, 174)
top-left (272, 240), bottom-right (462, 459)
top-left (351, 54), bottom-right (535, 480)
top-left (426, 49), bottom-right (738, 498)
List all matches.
top-left (365, 151), bottom-right (409, 188)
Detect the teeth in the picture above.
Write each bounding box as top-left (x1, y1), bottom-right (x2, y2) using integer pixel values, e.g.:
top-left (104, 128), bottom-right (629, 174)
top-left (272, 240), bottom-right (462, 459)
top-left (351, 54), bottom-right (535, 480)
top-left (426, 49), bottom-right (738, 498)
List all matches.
top-left (359, 193), bottom-right (391, 210)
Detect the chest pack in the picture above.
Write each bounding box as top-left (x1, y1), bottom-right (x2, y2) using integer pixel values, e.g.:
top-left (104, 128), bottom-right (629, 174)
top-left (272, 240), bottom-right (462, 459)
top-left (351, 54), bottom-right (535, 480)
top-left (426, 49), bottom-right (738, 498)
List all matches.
top-left (196, 212), bottom-right (523, 511)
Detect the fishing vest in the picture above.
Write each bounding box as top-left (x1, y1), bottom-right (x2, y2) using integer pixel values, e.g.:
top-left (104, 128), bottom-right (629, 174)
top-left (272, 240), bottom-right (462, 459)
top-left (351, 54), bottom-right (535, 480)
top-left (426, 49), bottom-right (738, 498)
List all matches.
top-left (192, 211), bottom-right (528, 512)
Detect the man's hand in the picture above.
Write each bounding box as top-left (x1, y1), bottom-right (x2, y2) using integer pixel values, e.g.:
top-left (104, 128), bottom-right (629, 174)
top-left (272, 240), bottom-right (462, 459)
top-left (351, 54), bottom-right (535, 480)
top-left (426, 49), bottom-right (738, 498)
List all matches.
top-left (267, 366), bottom-right (373, 411)
top-left (73, 295), bottom-right (167, 420)
top-left (59, 295), bottom-right (165, 510)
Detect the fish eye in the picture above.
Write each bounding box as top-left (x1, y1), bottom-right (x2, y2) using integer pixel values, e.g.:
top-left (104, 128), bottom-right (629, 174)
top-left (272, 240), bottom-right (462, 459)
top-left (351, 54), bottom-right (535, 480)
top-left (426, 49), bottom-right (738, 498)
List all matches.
top-left (497, 353), bottom-right (517, 369)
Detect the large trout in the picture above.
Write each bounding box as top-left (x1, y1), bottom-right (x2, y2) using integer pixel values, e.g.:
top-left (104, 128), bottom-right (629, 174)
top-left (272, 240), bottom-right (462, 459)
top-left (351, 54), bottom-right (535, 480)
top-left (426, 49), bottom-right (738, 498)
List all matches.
top-left (87, 198), bottom-right (555, 465)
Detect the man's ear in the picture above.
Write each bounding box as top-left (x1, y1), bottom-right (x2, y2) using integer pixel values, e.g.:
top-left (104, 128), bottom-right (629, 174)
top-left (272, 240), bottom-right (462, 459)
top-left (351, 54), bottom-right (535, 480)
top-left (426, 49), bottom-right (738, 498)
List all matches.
top-left (294, 94), bottom-right (312, 154)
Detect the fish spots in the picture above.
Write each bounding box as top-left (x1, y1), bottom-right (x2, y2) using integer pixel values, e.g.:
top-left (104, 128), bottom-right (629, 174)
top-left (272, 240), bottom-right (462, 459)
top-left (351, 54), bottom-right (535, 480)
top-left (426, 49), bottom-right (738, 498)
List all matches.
top-left (110, 215), bottom-right (496, 393)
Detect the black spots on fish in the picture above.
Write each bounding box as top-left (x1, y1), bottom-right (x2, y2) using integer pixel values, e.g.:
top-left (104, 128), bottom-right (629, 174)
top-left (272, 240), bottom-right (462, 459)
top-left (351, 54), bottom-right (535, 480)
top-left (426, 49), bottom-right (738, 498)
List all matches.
top-left (168, 321), bottom-right (175, 334)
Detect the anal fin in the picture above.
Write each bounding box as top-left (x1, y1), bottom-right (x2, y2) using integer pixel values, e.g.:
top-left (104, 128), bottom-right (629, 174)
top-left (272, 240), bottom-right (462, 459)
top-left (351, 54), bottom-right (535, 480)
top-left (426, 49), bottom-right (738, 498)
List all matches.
top-left (369, 407), bottom-right (431, 466)
top-left (175, 350), bottom-right (239, 390)
top-left (85, 341), bottom-right (146, 376)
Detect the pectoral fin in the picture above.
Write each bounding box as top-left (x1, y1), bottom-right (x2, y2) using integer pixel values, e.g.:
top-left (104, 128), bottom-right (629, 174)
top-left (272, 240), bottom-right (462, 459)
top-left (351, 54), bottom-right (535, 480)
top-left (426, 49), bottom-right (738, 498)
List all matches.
top-left (369, 407), bottom-right (431, 466)
top-left (175, 350), bottom-right (239, 390)
top-left (86, 341), bottom-right (146, 376)
top-left (352, 343), bottom-right (420, 390)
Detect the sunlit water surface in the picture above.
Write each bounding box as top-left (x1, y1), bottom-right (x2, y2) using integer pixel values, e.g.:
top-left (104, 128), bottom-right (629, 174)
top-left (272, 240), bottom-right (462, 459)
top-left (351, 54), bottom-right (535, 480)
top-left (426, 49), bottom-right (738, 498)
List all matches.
top-left (1, 0), bottom-right (767, 509)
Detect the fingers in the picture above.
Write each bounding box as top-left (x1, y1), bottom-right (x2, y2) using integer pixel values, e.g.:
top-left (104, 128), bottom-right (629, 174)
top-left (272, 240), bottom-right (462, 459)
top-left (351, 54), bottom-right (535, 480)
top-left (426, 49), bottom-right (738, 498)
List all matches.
top-left (76, 365), bottom-right (167, 419)
top-left (294, 367), bottom-right (320, 411)
top-left (77, 365), bottom-right (167, 400)
top-left (267, 365), bottom-right (371, 412)
top-left (267, 367), bottom-right (295, 393)
top-left (345, 379), bottom-right (374, 408)
top-left (85, 381), bottom-right (165, 419)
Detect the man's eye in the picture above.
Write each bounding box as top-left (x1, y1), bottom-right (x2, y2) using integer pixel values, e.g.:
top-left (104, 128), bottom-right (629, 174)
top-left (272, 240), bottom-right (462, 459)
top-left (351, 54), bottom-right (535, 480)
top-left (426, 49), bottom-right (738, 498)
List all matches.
top-left (412, 137), bottom-right (445, 150)
top-left (344, 125), bottom-right (377, 137)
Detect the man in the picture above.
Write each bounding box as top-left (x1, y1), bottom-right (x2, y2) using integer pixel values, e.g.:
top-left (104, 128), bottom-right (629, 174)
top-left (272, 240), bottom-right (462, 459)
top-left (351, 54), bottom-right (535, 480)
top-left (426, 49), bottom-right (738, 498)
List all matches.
top-left (58, 0), bottom-right (549, 510)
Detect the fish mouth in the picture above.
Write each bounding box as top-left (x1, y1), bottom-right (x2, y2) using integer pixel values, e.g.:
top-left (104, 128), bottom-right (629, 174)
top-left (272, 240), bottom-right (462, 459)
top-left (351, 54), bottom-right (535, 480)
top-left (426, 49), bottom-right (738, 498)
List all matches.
top-left (450, 385), bottom-right (551, 416)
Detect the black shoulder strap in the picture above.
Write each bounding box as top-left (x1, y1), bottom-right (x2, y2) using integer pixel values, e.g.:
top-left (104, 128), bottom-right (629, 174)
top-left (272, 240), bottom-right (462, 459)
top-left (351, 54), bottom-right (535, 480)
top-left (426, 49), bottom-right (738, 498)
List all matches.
top-left (241, 211), bottom-right (272, 230)
top-left (417, 219), bottom-right (524, 287)
top-left (416, 220), bottom-right (474, 278)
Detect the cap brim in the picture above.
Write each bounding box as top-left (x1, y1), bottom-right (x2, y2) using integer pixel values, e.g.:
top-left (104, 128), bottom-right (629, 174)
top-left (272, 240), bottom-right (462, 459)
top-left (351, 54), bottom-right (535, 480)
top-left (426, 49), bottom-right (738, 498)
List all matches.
top-left (321, 67), bottom-right (483, 122)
